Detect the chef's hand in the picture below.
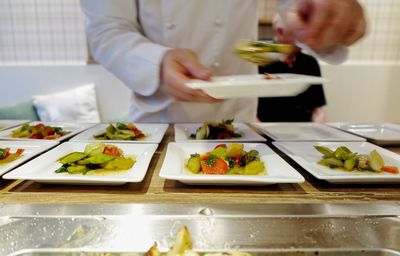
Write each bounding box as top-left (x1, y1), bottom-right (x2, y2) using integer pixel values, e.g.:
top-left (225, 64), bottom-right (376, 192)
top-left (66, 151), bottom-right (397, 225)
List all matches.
top-left (161, 48), bottom-right (220, 102)
top-left (311, 107), bottom-right (325, 123)
top-left (284, 0), bottom-right (366, 50)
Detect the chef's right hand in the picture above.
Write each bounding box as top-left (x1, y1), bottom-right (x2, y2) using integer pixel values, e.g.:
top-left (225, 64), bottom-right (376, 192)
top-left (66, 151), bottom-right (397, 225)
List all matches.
top-left (283, 0), bottom-right (366, 51)
top-left (161, 48), bottom-right (220, 102)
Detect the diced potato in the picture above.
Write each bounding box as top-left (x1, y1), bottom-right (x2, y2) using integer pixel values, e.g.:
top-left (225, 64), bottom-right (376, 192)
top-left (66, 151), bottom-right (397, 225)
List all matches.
top-left (102, 157), bottom-right (135, 170)
top-left (167, 226), bottom-right (192, 256)
top-left (187, 155), bottom-right (201, 173)
top-left (146, 243), bottom-right (162, 256)
top-left (243, 161), bottom-right (265, 175)
top-left (227, 143), bottom-right (244, 158)
top-left (211, 147), bottom-right (227, 159)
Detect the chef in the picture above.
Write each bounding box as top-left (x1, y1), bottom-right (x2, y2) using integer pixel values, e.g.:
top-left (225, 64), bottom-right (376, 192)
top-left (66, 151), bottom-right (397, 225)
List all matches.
top-left (80, 0), bottom-right (366, 123)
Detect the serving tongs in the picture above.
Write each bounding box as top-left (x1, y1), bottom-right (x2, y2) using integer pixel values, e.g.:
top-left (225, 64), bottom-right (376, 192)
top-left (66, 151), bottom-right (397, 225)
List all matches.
top-left (235, 40), bottom-right (298, 65)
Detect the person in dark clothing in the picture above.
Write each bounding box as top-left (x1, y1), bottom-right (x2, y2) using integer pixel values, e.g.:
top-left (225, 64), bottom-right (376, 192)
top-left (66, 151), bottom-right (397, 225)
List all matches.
top-left (257, 12), bottom-right (327, 123)
top-left (257, 51), bottom-right (326, 122)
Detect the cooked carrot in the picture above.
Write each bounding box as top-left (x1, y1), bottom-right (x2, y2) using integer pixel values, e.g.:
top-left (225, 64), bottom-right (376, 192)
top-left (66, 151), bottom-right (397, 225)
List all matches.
top-left (381, 166), bottom-right (399, 174)
top-left (200, 156), bottom-right (228, 175)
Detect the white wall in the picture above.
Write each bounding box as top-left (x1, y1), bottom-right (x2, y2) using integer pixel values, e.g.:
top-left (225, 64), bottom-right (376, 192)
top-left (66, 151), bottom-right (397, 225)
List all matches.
top-left (0, 65), bottom-right (131, 122)
top-left (322, 64), bottom-right (400, 123)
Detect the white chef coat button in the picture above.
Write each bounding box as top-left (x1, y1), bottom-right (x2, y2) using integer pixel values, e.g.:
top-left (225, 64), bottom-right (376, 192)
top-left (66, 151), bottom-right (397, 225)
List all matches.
top-left (212, 62), bottom-right (220, 68)
top-left (166, 22), bottom-right (176, 30)
top-left (214, 18), bottom-right (222, 26)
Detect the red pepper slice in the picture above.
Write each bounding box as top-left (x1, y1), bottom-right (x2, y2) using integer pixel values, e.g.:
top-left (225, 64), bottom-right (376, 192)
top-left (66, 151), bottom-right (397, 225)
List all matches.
top-left (214, 144), bottom-right (227, 149)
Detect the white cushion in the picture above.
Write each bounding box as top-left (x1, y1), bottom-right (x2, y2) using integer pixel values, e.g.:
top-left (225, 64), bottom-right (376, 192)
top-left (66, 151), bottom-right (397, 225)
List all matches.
top-left (32, 83), bottom-right (101, 123)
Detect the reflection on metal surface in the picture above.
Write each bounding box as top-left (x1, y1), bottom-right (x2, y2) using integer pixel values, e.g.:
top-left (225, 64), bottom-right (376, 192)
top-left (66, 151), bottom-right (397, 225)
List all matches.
top-left (7, 249), bottom-right (400, 256)
top-left (0, 204), bottom-right (399, 256)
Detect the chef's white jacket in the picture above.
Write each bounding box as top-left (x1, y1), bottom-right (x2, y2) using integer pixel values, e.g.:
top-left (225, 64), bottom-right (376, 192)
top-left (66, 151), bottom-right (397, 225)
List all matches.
top-left (81, 0), bottom-right (260, 122)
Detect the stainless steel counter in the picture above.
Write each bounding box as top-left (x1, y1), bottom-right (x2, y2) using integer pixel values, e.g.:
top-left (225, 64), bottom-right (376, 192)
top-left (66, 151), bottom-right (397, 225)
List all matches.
top-left (1, 203), bottom-right (399, 256)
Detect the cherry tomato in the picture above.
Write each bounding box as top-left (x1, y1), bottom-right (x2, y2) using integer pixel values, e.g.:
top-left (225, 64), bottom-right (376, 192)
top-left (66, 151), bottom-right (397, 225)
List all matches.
top-left (44, 128), bottom-right (55, 135)
top-left (16, 148), bottom-right (24, 155)
top-left (103, 146), bottom-right (121, 157)
top-left (214, 144), bottom-right (227, 149)
top-left (233, 156), bottom-right (241, 166)
top-left (34, 124), bottom-right (45, 130)
top-left (4, 148), bottom-right (10, 158)
top-left (30, 134), bottom-right (44, 139)
top-left (216, 132), bottom-right (231, 139)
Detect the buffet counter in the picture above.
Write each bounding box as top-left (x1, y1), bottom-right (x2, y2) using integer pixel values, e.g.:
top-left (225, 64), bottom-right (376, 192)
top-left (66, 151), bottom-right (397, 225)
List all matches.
top-left (1, 203), bottom-right (400, 255)
top-left (0, 125), bottom-right (399, 204)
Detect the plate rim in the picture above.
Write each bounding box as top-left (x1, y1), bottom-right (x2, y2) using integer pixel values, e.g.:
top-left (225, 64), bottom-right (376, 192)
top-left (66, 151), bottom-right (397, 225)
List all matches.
top-left (0, 120), bottom-right (30, 131)
top-left (174, 123), bottom-right (267, 142)
top-left (185, 73), bottom-right (326, 99)
top-left (0, 121), bottom-right (95, 142)
top-left (0, 140), bottom-right (59, 176)
top-left (70, 123), bottom-right (169, 144)
top-left (273, 141), bottom-right (400, 183)
top-left (251, 122), bottom-right (366, 142)
top-left (186, 73), bottom-right (327, 88)
top-left (328, 122), bottom-right (400, 145)
top-left (3, 141), bottom-right (158, 184)
top-left (159, 142), bottom-right (305, 185)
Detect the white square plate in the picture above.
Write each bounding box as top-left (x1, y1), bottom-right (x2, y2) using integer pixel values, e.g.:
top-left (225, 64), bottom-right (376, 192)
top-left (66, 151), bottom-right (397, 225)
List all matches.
top-left (0, 140), bottom-right (58, 176)
top-left (273, 141), bottom-right (400, 184)
top-left (71, 123), bottom-right (169, 144)
top-left (186, 74), bottom-right (326, 99)
top-left (252, 122), bottom-right (365, 141)
top-left (0, 121), bottom-right (94, 141)
top-left (159, 142), bottom-right (304, 185)
top-left (0, 120), bottom-right (30, 131)
top-left (329, 122), bottom-right (400, 146)
top-left (3, 142), bottom-right (158, 185)
top-left (174, 123), bottom-right (266, 142)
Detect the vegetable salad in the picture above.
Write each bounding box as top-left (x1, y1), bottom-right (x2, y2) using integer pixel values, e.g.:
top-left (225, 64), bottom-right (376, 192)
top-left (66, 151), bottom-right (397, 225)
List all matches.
top-left (93, 123), bottom-right (145, 140)
top-left (190, 119), bottom-right (241, 140)
top-left (186, 143), bottom-right (266, 175)
top-left (315, 145), bottom-right (399, 174)
top-left (11, 123), bottom-right (70, 140)
top-left (55, 143), bottom-right (135, 175)
top-left (0, 147), bottom-right (24, 166)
